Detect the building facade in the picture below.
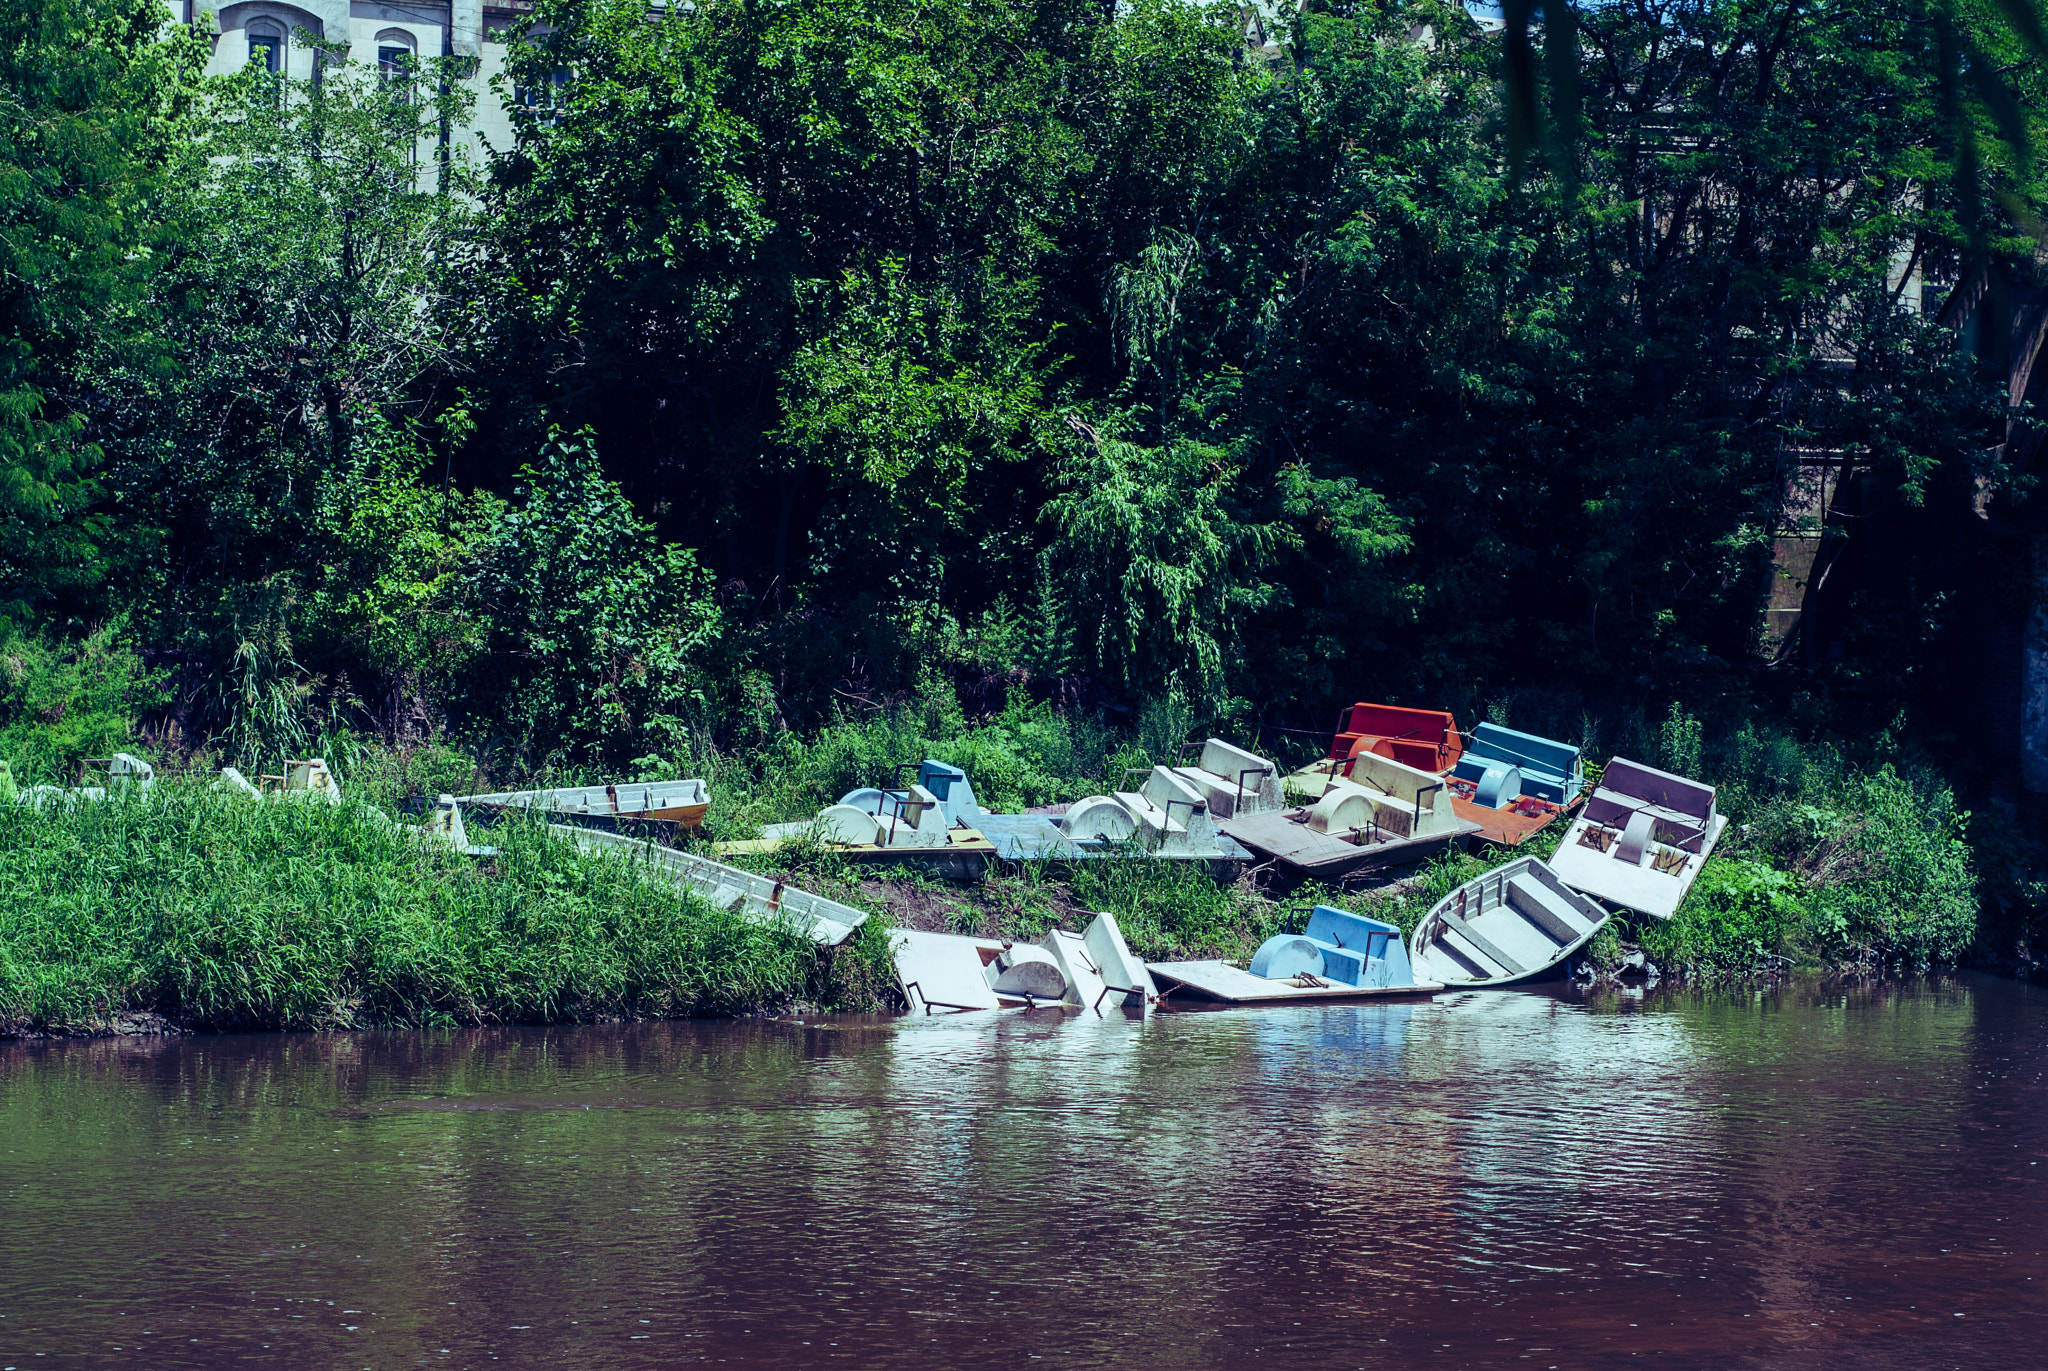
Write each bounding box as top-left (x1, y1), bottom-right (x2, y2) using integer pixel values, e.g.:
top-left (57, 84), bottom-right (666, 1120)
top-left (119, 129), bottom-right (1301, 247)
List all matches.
top-left (179, 1), bottom-right (523, 163)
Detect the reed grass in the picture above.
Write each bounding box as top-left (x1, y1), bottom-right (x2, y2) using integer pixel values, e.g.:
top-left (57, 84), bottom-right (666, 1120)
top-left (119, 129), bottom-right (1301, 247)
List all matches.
top-left (0, 785), bottom-right (896, 1036)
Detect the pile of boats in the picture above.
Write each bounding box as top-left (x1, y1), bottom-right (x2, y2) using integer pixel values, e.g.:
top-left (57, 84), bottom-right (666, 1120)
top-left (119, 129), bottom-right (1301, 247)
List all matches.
top-left (6, 697), bottom-right (1734, 1011)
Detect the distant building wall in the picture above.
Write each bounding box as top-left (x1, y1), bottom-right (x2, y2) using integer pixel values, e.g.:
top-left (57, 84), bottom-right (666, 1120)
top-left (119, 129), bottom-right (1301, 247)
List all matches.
top-left (185, 1), bottom-right (522, 178)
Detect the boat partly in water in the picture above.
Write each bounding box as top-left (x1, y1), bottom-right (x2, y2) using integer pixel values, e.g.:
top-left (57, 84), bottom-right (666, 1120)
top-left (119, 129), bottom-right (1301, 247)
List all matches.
top-left (890, 913), bottom-right (1157, 1015)
top-left (1148, 904), bottom-right (1444, 1005)
top-left (1545, 757), bottom-right (1727, 918)
top-left (1408, 856), bottom-right (1611, 987)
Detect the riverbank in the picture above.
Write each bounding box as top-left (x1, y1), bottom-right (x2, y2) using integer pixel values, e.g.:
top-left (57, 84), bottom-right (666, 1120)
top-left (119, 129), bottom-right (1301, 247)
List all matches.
top-left (0, 790), bottom-right (898, 1037)
top-left (0, 691), bottom-right (1993, 1036)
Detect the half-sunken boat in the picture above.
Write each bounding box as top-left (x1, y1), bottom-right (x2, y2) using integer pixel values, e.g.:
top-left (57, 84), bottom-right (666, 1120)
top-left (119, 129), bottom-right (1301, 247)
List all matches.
top-left (1148, 904), bottom-right (1443, 1004)
top-left (1408, 856), bottom-right (1610, 986)
top-left (457, 778), bottom-right (711, 836)
top-left (1223, 749), bottom-right (1482, 877)
top-left (1546, 757), bottom-right (1726, 918)
top-left (1446, 723), bottom-right (1586, 847)
top-left (891, 912), bottom-right (1156, 1015)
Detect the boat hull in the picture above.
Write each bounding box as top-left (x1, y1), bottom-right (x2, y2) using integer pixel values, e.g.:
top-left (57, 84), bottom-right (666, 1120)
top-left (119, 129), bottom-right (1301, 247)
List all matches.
top-left (1148, 960), bottom-right (1444, 1004)
top-left (1408, 856), bottom-right (1611, 988)
top-left (1221, 808), bottom-right (1483, 877)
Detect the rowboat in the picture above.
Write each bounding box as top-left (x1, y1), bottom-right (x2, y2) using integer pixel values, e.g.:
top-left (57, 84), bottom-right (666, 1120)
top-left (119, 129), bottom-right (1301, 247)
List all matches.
top-left (459, 779), bottom-right (711, 832)
top-left (1148, 904), bottom-right (1444, 1004)
top-left (1408, 857), bottom-right (1611, 987)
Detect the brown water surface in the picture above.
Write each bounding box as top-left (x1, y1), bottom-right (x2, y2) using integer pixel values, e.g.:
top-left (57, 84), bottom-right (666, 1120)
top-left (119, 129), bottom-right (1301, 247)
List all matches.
top-left (2, 975), bottom-right (2044, 1368)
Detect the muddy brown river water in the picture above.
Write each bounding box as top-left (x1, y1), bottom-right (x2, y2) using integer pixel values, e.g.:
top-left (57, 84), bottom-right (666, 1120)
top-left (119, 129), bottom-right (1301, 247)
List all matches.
top-left (1, 975), bottom-right (2044, 1368)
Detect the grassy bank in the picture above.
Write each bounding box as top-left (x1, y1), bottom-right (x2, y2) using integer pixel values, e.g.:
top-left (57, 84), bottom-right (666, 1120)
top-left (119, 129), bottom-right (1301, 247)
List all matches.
top-left (0, 677), bottom-right (1997, 1037)
top-left (0, 788), bottom-right (897, 1036)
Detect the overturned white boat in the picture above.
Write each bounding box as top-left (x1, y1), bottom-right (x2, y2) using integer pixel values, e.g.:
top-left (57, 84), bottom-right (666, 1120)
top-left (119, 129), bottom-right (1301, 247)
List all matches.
top-left (891, 913), bottom-right (1156, 1015)
top-left (1546, 757), bottom-right (1726, 919)
top-left (1408, 856), bottom-right (1610, 987)
top-left (458, 778), bottom-right (709, 832)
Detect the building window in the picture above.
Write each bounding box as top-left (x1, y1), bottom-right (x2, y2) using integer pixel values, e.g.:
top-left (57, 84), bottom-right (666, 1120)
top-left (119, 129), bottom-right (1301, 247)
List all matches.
top-left (247, 32), bottom-right (282, 73)
top-left (514, 69), bottom-right (568, 109)
top-left (378, 45), bottom-right (411, 75)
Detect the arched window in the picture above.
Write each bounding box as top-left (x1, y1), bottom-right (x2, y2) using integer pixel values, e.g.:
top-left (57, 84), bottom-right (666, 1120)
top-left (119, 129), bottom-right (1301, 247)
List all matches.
top-left (375, 29), bottom-right (416, 78)
top-left (246, 19), bottom-right (284, 74)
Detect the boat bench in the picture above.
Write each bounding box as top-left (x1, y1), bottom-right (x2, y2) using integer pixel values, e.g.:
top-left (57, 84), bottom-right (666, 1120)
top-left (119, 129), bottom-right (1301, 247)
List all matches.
top-left (1328, 703), bottom-right (1463, 775)
top-left (1170, 738), bottom-right (1281, 817)
top-left (1249, 905), bottom-right (1414, 987)
top-left (918, 758), bottom-right (984, 826)
top-left (1454, 723), bottom-right (1584, 806)
top-left (1505, 874), bottom-right (1591, 945)
top-left (1583, 758), bottom-right (1717, 853)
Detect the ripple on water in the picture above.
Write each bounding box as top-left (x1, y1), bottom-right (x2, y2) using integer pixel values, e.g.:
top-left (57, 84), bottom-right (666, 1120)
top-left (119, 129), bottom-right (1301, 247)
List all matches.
top-left (0, 976), bottom-right (2044, 1367)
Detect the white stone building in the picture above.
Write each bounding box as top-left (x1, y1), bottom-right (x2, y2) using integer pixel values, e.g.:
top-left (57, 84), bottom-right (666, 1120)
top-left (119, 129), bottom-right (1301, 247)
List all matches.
top-left (179, 1), bottom-right (524, 166)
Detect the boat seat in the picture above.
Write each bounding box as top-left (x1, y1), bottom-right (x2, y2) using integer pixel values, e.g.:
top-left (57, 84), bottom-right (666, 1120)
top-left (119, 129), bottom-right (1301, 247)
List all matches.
top-left (1454, 723), bottom-right (1584, 805)
top-left (917, 759), bottom-right (983, 825)
top-left (1471, 762), bottom-right (1522, 809)
top-left (1249, 935), bottom-right (1326, 980)
top-left (1441, 913), bottom-right (1528, 977)
top-left (1114, 791), bottom-right (1188, 837)
top-left (1505, 876), bottom-right (1590, 945)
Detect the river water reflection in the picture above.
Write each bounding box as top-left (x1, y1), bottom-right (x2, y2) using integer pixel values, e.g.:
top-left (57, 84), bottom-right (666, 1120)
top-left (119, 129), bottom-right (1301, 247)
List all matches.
top-left (2, 975), bottom-right (2044, 1367)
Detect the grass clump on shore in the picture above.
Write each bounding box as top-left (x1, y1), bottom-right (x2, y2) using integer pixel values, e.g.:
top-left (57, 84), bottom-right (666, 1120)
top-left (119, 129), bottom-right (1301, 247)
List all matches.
top-left (0, 786), bottom-right (896, 1036)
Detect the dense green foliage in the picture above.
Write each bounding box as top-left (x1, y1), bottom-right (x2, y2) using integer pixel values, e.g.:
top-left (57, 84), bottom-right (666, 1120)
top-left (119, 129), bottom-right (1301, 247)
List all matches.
top-left (0, 788), bottom-right (894, 1034)
top-left (2, 0), bottom-right (2044, 988)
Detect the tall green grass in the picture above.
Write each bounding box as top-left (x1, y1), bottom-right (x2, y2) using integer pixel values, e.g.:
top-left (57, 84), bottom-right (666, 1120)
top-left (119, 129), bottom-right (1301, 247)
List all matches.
top-left (0, 786), bottom-right (894, 1035)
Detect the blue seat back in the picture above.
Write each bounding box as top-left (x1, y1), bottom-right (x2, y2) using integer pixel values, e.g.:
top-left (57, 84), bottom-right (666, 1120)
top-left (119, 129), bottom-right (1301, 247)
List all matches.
top-left (917, 759), bottom-right (983, 824)
top-left (1297, 905), bottom-right (1416, 987)
top-left (1457, 723), bottom-right (1584, 804)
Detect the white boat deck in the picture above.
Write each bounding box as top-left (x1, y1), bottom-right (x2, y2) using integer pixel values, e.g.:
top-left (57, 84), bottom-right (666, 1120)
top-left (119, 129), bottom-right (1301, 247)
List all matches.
top-left (1547, 812), bottom-right (1729, 919)
top-left (1148, 960), bottom-right (1443, 1003)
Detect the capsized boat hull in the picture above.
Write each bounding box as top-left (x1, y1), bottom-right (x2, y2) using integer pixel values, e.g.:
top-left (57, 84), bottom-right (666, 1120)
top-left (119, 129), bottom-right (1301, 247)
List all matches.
top-left (461, 780), bottom-right (710, 831)
top-left (1148, 961), bottom-right (1443, 1004)
top-left (1408, 856), bottom-right (1610, 988)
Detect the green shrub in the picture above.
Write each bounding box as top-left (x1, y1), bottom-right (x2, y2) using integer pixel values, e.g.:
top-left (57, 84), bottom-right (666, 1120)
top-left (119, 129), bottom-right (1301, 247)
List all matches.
top-left (0, 623), bottom-right (167, 782)
top-left (1805, 766), bottom-right (1976, 967)
top-left (1641, 858), bottom-right (1805, 972)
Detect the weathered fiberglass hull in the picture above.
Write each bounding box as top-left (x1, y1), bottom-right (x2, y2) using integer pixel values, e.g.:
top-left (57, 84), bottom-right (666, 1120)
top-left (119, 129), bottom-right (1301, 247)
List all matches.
top-left (1408, 856), bottom-right (1610, 988)
top-left (1219, 808), bottom-right (1479, 876)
